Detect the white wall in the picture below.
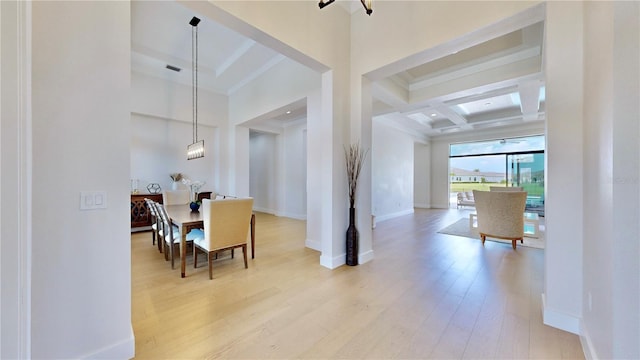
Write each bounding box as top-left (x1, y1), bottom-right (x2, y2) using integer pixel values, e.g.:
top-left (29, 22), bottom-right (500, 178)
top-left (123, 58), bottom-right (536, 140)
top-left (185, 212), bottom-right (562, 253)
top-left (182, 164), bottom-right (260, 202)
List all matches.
top-left (283, 122), bottom-right (307, 219)
top-left (131, 114), bottom-right (217, 195)
top-left (131, 72), bottom-right (225, 128)
top-left (414, 142), bottom-right (431, 209)
top-left (229, 58), bottom-right (319, 126)
top-left (582, 2), bottom-right (640, 359)
top-left (131, 72), bottom-right (227, 195)
top-left (249, 132), bottom-right (277, 212)
top-left (372, 118), bottom-right (415, 222)
top-left (31, 2), bottom-right (133, 358)
top-left (247, 120), bottom-right (307, 220)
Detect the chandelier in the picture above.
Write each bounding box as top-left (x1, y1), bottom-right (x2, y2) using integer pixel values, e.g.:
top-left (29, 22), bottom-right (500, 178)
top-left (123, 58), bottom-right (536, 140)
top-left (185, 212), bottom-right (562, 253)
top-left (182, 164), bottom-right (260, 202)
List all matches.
top-left (187, 16), bottom-right (204, 160)
top-left (318, 0), bottom-right (373, 16)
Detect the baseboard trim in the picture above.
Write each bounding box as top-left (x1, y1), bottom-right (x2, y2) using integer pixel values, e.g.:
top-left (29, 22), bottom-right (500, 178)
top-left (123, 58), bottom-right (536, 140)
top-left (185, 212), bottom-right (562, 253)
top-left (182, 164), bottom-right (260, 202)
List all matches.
top-left (280, 212), bottom-right (306, 220)
top-left (414, 203), bottom-right (430, 209)
top-left (359, 249), bottom-right (374, 264)
top-left (541, 293), bottom-right (581, 335)
top-left (131, 226), bottom-right (151, 233)
top-left (253, 206), bottom-right (275, 215)
top-left (305, 239), bottom-right (321, 251)
top-left (320, 253), bottom-right (345, 269)
top-left (375, 208), bottom-right (414, 223)
top-left (580, 325), bottom-right (598, 360)
top-left (79, 325), bottom-right (135, 359)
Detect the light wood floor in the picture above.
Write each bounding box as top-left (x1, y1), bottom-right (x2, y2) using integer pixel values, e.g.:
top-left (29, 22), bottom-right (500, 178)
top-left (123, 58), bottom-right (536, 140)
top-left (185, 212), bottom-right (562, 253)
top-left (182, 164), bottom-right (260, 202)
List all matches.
top-left (132, 208), bottom-right (584, 359)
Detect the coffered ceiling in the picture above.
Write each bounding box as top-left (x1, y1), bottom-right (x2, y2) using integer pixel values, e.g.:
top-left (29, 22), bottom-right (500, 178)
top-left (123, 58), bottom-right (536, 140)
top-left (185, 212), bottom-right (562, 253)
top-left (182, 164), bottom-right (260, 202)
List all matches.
top-left (371, 21), bottom-right (545, 139)
top-left (131, 1), bottom-right (545, 139)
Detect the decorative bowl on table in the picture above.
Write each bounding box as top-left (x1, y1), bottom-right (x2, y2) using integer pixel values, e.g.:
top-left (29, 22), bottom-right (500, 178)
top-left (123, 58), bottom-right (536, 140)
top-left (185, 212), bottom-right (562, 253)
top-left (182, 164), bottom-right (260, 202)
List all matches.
top-left (189, 201), bottom-right (201, 212)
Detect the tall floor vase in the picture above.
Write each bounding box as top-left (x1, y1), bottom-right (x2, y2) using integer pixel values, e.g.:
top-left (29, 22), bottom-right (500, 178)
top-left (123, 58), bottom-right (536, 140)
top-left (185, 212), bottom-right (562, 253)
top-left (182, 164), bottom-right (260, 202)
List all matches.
top-left (346, 207), bottom-right (359, 266)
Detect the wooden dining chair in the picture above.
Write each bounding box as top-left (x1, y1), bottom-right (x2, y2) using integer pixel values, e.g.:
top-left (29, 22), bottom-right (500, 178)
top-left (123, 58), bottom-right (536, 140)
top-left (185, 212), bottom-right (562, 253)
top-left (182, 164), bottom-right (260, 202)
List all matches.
top-left (144, 198), bottom-right (162, 252)
top-left (155, 203), bottom-right (204, 269)
top-left (162, 190), bottom-right (190, 205)
top-left (193, 198), bottom-right (253, 279)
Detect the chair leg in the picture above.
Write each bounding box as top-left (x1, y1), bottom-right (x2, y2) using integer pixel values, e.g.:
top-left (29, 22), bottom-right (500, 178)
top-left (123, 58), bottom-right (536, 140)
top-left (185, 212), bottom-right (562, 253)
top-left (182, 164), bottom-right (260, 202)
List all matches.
top-left (480, 234), bottom-right (486, 246)
top-left (170, 243), bottom-right (175, 269)
top-left (194, 244), bottom-right (198, 268)
top-left (512, 240), bottom-right (517, 250)
top-left (231, 249), bottom-right (235, 259)
top-left (242, 245), bottom-right (248, 269)
top-left (208, 252), bottom-right (213, 280)
top-left (163, 241), bottom-right (169, 261)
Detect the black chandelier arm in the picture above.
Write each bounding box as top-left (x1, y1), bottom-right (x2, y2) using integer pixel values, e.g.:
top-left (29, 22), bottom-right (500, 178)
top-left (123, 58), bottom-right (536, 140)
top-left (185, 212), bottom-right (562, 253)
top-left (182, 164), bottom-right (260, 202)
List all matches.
top-left (318, 0), bottom-right (372, 15)
top-left (318, 0), bottom-right (335, 9)
top-left (360, 0), bottom-right (373, 15)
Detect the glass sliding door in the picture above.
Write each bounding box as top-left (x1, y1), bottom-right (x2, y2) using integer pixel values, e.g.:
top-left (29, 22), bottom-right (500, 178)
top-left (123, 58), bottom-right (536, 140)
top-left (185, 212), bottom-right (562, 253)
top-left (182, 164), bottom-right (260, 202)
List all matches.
top-left (507, 152), bottom-right (544, 214)
top-left (449, 135), bottom-right (545, 213)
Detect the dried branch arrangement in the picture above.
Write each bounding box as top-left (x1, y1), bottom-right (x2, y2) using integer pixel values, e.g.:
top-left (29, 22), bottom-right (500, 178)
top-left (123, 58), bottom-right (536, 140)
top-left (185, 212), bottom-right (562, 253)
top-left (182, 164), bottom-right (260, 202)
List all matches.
top-left (344, 142), bottom-right (369, 208)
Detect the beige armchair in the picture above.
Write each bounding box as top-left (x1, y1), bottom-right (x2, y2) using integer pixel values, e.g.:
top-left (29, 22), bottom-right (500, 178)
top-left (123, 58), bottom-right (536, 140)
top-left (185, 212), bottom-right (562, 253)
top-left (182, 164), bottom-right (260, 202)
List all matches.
top-left (472, 190), bottom-right (527, 249)
top-left (490, 186), bottom-right (524, 192)
top-left (193, 198), bottom-right (254, 279)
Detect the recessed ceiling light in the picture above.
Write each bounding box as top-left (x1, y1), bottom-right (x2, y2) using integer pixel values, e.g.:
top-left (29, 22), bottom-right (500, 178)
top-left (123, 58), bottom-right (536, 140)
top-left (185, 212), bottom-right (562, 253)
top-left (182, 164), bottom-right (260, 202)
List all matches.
top-left (430, 113), bottom-right (437, 117)
top-left (286, 111), bottom-right (291, 114)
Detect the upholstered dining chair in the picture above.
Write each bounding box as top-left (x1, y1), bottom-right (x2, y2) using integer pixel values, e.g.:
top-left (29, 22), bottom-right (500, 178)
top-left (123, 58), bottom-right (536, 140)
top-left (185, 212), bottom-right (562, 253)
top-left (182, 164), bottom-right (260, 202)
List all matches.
top-left (155, 203), bottom-right (204, 269)
top-left (192, 198), bottom-right (253, 279)
top-left (472, 190), bottom-right (527, 249)
top-left (162, 190), bottom-right (190, 205)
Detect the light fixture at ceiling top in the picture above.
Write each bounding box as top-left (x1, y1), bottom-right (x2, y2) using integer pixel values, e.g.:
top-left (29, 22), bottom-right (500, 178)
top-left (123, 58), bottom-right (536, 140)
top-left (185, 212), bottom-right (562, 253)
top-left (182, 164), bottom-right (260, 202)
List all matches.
top-left (187, 16), bottom-right (204, 160)
top-left (318, 0), bottom-right (373, 16)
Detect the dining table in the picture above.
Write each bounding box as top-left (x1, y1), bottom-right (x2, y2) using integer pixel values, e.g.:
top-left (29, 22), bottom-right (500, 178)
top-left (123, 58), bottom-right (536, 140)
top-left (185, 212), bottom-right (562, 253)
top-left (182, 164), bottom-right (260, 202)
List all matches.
top-left (165, 204), bottom-right (256, 278)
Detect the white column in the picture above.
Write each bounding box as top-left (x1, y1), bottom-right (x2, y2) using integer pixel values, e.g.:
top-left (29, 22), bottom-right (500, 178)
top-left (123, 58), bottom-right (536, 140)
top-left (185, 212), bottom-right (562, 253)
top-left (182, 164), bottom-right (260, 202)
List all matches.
top-left (543, 1), bottom-right (584, 334)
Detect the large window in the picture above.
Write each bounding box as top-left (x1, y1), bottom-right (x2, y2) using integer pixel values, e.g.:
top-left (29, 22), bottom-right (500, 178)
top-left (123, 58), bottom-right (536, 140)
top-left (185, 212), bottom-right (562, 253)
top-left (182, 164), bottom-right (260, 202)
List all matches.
top-left (449, 135), bottom-right (545, 214)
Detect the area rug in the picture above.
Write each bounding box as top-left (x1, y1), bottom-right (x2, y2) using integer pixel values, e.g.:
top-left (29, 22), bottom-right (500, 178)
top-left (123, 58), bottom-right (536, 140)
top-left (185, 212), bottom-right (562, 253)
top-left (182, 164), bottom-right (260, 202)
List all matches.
top-left (437, 218), bottom-right (545, 249)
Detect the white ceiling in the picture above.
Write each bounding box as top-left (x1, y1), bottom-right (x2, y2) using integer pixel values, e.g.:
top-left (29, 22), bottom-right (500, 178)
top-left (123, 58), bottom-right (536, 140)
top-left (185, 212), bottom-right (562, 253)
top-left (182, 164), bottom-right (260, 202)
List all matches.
top-left (131, 1), bottom-right (545, 139)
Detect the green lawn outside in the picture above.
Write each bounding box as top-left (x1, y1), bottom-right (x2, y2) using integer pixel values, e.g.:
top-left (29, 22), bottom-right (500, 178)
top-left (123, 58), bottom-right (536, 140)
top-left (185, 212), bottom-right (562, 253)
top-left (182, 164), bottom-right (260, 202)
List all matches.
top-left (450, 182), bottom-right (544, 196)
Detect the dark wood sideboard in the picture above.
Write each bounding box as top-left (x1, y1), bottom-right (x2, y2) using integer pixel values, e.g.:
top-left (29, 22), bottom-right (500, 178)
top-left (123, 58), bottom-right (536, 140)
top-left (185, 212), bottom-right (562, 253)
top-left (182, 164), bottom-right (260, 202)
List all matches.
top-left (131, 193), bottom-right (163, 230)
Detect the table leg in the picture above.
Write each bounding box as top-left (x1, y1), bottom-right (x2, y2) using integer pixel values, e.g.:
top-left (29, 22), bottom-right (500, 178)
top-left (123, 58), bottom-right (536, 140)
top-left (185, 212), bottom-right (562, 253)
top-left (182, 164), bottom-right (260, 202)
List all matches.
top-left (251, 213), bottom-right (255, 259)
top-left (181, 225), bottom-right (187, 278)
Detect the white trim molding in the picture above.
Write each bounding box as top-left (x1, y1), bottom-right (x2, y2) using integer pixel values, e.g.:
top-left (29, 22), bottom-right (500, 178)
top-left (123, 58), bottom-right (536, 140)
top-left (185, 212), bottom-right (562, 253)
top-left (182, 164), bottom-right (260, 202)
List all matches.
top-left (305, 239), bottom-right (321, 251)
top-left (580, 325), bottom-right (598, 360)
top-left (320, 253), bottom-right (345, 269)
top-left (78, 326), bottom-right (135, 360)
top-left (374, 208), bottom-right (415, 223)
top-left (541, 294), bottom-right (581, 335)
top-left (1, 1), bottom-right (33, 358)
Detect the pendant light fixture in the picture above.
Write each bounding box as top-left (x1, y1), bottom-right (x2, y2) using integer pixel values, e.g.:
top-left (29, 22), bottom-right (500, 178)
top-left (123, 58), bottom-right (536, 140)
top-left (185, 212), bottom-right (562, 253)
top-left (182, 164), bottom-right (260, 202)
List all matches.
top-left (187, 16), bottom-right (204, 160)
top-left (318, 0), bottom-right (372, 15)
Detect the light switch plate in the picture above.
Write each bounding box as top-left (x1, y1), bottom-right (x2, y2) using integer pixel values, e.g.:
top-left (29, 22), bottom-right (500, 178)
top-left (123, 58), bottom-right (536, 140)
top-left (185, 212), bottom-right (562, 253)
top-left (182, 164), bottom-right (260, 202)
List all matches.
top-left (80, 191), bottom-right (107, 210)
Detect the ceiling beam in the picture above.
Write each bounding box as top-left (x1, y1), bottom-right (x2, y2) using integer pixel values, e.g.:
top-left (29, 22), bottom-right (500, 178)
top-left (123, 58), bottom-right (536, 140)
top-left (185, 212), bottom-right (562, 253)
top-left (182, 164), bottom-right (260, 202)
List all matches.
top-left (215, 39), bottom-right (256, 78)
top-left (518, 80), bottom-right (542, 121)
